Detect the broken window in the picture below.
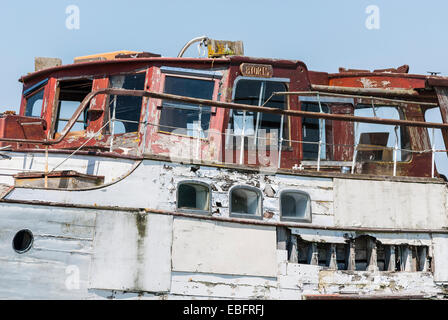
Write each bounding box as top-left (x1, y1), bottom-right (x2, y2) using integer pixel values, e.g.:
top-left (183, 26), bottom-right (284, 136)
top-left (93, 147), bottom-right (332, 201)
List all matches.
top-left (425, 107), bottom-right (448, 179)
top-left (107, 73), bottom-right (146, 134)
top-left (24, 80), bottom-right (48, 118)
top-left (177, 181), bottom-right (211, 213)
top-left (300, 102), bottom-right (330, 160)
top-left (25, 89), bottom-right (44, 118)
top-left (280, 190), bottom-right (311, 222)
top-left (159, 76), bottom-right (215, 138)
top-left (54, 79), bottom-right (93, 134)
top-left (230, 79), bottom-right (289, 146)
top-left (354, 105), bottom-right (410, 162)
top-left (229, 186), bottom-right (262, 218)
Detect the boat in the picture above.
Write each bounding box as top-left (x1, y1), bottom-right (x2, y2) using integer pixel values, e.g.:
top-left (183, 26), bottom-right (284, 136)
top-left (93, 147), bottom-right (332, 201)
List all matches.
top-left (1, 36), bottom-right (448, 300)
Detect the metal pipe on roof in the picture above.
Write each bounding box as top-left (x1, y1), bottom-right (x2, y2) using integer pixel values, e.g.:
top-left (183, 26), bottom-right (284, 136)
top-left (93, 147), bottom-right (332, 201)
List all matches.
top-left (0, 88), bottom-right (446, 146)
top-left (311, 84), bottom-right (419, 97)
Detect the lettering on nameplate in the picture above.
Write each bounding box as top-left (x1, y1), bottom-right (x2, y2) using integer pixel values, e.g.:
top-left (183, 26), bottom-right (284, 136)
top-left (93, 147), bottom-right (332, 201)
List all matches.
top-left (240, 63), bottom-right (273, 78)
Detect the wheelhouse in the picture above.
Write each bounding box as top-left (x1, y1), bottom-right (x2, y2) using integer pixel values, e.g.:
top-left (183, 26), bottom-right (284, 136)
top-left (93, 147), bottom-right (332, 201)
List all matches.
top-left (2, 42), bottom-right (447, 180)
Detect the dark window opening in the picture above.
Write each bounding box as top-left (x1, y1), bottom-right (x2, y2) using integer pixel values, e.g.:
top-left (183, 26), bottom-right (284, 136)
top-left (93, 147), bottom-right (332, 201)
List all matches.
top-left (159, 76), bottom-right (215, 137)
top-left (230, 186), bottom-right (262, 218)
top-left (301, 102), bottom-right (330, 160)
top-left (354, 105), bottom-right (410, 162)
top-left (230, 79), bottom-right (289, 147)
top-left (177, 182), bottom-right (210, 212)
top-left (54, 79), bottom-right (93, 134)
top-left (107, 73), bottom-right (146, 134)
top-left (25, 89), bottom-right (45, 118)
top-left (425, 107), bottom-right (448, 178)
top-left (280, 190), bottom-right (311, 222)
top-left (12, 229), bottom-right (33, 254)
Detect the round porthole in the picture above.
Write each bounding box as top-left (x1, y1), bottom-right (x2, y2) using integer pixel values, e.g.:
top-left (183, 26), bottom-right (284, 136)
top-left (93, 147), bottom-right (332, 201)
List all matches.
top-left (12, 229), bottom-right (34, 254)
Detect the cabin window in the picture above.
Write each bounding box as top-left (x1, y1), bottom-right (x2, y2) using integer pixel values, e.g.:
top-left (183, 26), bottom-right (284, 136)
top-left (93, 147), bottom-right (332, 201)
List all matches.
top-left (25, 89), bottom-right (45, 118)
top-left (159, 76), bottom-right (215, 138)
top-left (54, 79), bottom-right (93, 134)
top-left (301, 102), bottom-right (330, 160)
top-left (229, 186), bottom-right (263, 218)
top-left (354, 106), bottom-right (410, 162)
top-left (425, 107), bottom-right (448, 179)
top-left (177, 181), bottom-right (211, 213)
top-left (230, 79), bottom-right (289, 146)
top-left (12, 229), bottom-right (33, 254)
top-left (280, 190), bottom-right (312, 222)
top-left (107, 73), bottom-right (146, 134)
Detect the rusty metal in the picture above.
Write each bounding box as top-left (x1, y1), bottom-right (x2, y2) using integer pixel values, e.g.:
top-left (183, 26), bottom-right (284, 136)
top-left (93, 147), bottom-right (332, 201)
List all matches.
top-left (303, 294), bottom-right (426, 300)
top-left (143, 153), bottom-right (444, 184)
top-left (278, 90), bottom-right (437, 106)
top-left (311, 84), bottom-right (419, 97)
top-left (0, 88), bottom-right (446, 147)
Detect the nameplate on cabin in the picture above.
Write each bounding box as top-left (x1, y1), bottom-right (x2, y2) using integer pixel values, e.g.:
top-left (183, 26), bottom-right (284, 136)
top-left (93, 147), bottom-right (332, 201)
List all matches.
top-left (240, 63), bottom-right (273, 78)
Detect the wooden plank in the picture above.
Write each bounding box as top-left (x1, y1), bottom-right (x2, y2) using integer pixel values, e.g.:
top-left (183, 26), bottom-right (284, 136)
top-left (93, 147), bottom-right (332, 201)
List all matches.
top-left (434, 87), bottom-right (448, 159)
top-left (289, 235), bottom-right (299, 263)
top-left (328, 244), bottom-right (338, 270)
top-left (418, 247), bottom-right (429, 272)
top-left (307, 243), bottom-right (319, 266)
top-left (346, 240), bottom-right (356, 271)
top-left (385, 246), bottom-right (396, 272)
top-left (366, 238), bottom-right (379, 272)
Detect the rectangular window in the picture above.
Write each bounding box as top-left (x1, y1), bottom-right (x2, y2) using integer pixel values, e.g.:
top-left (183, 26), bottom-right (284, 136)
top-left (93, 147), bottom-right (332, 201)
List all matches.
top-left (280, 190), bottom-right (312, 222)
top-left (301, 102), bottom-right (330, 160)
top-left (54, 79), bottom-right (93, 133)
top-left (159, 76), bottom-right (215, 138)
top-left (229, 186), bottom-right (263, 219)
top-left (25, 89), bottom-right (45, 118)
top-left (107, 73), bottom-right (146, 134)
top-left (354, 105), bottom-right (410, 162)
top-left (230, 79), bottom-right (289, 146)
top-left (425, 107), bottom-right (448, 179)
top-left (177, 181), bottom-right (211, 213)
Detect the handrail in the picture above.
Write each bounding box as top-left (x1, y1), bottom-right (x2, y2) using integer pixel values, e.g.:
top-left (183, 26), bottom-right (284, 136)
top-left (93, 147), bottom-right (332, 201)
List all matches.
top-left (0, 88), bottom-right (447, 146)
top-left (310, 84), bottom-right (420, 97)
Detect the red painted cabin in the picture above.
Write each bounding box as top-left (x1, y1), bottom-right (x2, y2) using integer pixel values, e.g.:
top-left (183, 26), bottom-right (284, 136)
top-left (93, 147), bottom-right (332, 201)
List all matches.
top-left (1, 49), bottom-right (447, 179)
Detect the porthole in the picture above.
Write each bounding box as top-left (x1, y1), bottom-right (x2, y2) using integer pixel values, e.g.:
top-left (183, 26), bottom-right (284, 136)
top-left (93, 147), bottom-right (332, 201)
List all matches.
top-left (12, 229), bottom-right (34, 254)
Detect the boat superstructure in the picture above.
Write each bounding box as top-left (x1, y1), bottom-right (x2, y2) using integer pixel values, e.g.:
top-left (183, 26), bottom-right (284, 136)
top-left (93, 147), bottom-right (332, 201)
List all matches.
top-left (1, 38), bottom-right (448, 299)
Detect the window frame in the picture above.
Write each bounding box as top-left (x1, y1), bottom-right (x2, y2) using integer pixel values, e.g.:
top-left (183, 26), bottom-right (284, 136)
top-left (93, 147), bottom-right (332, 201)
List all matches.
top-left (279, 189), bottom-right (312, 223)
top-left (176, 180), bottom-right (212, 215)
top-left (158, 67), bottom-right (222, 139)
top-left (105, 71), bottom-right (148, 135)
top-left (51, 77), bottom-right (94, 136)
top-left (353, 104), bottom-right (412, 164)
top-left (24, 79), bottom-right (48, 118)
top-left (229, 185), bottom-right (263, 220)
top-left (228, 76), bottom-right (292, 149)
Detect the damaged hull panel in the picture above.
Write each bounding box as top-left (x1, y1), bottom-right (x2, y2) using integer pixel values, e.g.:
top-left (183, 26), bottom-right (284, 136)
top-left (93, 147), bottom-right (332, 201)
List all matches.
top-left (3, 39), bottom-right (448, 299)
top-left (1, 157), bottom-right (448, 299)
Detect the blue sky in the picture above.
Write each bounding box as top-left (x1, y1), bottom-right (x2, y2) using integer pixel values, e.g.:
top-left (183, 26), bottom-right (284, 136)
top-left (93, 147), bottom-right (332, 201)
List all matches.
top-left (1, 0), bottom-right (448, 110)
top-left (1, 0), bottom-right (448, 173)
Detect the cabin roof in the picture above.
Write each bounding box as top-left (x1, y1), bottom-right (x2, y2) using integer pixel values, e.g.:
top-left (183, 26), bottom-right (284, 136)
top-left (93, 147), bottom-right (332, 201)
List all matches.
top-left (19, 55), bottom-right (308, 85)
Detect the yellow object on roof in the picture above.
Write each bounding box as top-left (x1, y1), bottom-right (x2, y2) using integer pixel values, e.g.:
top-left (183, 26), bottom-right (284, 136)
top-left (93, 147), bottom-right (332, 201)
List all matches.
top-left (74, 50), bottom-right (139, 64)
